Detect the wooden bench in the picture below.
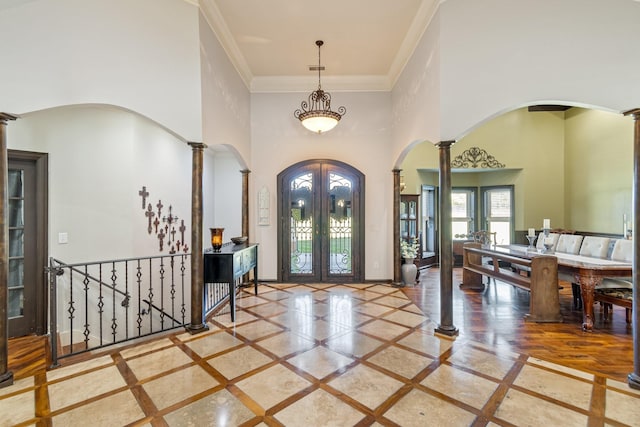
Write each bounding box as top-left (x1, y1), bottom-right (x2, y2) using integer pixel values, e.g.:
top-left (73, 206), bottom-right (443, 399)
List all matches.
top-left (461, 242), bottom-right (563, 323)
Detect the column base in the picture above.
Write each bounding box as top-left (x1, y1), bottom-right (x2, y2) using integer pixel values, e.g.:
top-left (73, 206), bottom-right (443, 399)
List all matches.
top-left (435, 325), bottom-right (459, 337)
top-left (0, 371), bottom-right (14, 389)
top-left (185, 323), bottom-right (210, 335)
top-left (628, 373), bottom-right (640, 390)
top-left (391, 281), bottom-right (405, 288)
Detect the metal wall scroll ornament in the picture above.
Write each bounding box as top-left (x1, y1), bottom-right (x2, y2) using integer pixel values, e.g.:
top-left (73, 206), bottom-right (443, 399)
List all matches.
top-left (138, 185), bottom-right (188, 253)
top-left (451, 147), bottom-right (505, 169)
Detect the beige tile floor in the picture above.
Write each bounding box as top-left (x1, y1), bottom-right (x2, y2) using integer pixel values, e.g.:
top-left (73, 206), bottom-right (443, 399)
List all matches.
top-left (2, 282), bottom-right (640, 426)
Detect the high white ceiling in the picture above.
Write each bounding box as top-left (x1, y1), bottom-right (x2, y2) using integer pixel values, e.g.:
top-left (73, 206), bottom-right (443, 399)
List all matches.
top-left (200, 0), bottom-right (440, 92)
top-left (0, 0), bottom-right (440, 93)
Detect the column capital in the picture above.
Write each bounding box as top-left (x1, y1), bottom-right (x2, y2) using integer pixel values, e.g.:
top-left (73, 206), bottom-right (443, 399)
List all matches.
top-left (240, 169), bottom-right (251, 174)
top-left (392, 168), bottom-right (402, 174)
top-left (0, 113), bottom-right (18, 124)
top-left (187, 141), bottom-right (207, 149)
top-left (624, 108), bottom-right (640, 119)
top-left (435, 140), bottom-right (456, 149)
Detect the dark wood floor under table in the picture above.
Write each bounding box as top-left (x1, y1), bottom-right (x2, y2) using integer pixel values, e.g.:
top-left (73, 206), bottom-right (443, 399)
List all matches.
top-left (402, 266), bottom-right (634, 382)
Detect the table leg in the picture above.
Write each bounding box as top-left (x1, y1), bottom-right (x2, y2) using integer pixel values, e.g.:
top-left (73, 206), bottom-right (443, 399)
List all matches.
top-left (253, 266), bottom-right (258, 295)
top-left (230, 280), bottom-right (236, 322)
top-left (577, 274), bottom-right (599, 331)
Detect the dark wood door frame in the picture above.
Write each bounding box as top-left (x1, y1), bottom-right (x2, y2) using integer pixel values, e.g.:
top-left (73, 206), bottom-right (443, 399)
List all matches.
top-left (8, 150), bottom-right (48, 337)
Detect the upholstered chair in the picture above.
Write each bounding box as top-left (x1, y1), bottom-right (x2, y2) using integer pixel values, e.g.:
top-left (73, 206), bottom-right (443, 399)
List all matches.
top-left (555, 234), bottom-right (584, 254)
top-left (578, 236), bottom-right (611, 258)
top-left (609, 238), bottom-right (632, 263)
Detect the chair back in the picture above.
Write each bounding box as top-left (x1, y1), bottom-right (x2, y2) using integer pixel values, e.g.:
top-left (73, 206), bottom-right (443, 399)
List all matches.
top-left (555, 234), bottom-right (584, 254)
top-left (610, 239), bottom-right (633, 263)
top-left (536, 233), bottom-right (559, 250)
top-left (579, 236), bottom-right (611, 259)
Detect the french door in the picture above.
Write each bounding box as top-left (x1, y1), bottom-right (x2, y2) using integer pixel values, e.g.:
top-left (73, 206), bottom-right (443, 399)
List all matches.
top-left (8, 150), bottom-right (48, 337)
top-left (277, 160), bottom-right (364, 283)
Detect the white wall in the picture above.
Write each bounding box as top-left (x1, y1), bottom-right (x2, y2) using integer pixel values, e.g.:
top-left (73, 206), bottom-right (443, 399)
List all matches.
top-left (438, 0), bottom-right (640, 140)
top-left (393, 0), bottom-right (640, 155)
top-left (0, 0), bottom-right (202, 141)
top-left (7, 105), bottom-right (212, 263)
top-left (199, 13), bottom-right (252, 166)
top-left (209, 151), bottom-right (243, 246)
top-left (251, 91), bottom-right (393, 281)
top-left (391, 8), bottom-right (441, 161)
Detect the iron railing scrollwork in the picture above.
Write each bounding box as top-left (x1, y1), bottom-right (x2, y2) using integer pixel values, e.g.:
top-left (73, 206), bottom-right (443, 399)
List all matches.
top-left (47, 253), bottom-right (190, 366)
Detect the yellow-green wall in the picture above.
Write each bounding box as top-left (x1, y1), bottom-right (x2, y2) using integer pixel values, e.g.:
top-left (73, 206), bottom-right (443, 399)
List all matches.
top-left (401, 107), bottom-right (633, 234)
top-left (564, 109), bottom-right (633, 234)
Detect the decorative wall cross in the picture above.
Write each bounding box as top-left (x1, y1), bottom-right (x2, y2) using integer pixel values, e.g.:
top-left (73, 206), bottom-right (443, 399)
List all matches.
top-left (156, 200), bottom-right (164, 218)
top-left (179, 220), bottom-right (186, 243)
top-left (157, 228), bottom-right (165, 251)
top-left (137, 186), bottom-right (188, 253)
top-left (145, 204), bottom-right (155, 234)
top-left (139, 186), bottom-right (149, 209)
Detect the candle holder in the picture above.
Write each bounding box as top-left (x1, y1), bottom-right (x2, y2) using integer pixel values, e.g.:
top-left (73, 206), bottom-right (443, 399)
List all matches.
top-left (526, 234), bottom-right (537, 251)
top-left (541, 228), bottom-right (554, 254)
top-left (210, 227), bottom-right (224, 251)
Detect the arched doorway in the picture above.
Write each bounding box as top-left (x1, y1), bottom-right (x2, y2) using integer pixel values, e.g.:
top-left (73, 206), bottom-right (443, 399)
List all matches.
top-left (277, 159), bottom-right (365, 283)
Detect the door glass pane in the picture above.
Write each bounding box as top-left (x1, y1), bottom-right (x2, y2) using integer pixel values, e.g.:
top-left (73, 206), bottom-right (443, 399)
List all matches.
top-left (8, 288), bottom-right (24, 318)
top-left (328, 173), bottom-right (353, 275)
top-left (8, 170), bottom-right (23, 198)
top-left (9, 259), bottom-right (24, 286)
top-left (9, 229), bottom-right (24, 257)
top-left (9, 199), bottom-right (24, 227)
top-left (290, 173), bottom-right (313, 274)
top-left (9, 167), bottom-right (26, 320)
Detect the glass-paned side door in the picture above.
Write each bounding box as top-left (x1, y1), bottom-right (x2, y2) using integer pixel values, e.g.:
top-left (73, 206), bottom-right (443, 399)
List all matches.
top-left (452, 187), bottom-right (477, 239)
top-left (327, 172), bottom-right (353, 276)
top-left (482, 186), bottom-right (514, 245)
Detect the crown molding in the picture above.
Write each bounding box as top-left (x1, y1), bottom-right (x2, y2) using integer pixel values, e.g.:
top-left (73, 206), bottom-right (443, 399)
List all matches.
top-left (199, 0), bottom-right (253, 89)
top-left (388, 0), bottom-right (442, 88)
top-left (251, 75), bottom-right (392, 93)
top-left (199, 0), bottom-right (440, 93)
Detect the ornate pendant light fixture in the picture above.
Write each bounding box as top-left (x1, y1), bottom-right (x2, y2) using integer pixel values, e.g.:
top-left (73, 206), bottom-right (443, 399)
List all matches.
top-left (294, 40), bottom-right (346, 134)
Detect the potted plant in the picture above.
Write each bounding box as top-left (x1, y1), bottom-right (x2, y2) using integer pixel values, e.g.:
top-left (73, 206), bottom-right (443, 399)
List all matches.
top-left (401, 238), bottom-right (420, 262)
top-left (400, 238), bottom-right (420, 285)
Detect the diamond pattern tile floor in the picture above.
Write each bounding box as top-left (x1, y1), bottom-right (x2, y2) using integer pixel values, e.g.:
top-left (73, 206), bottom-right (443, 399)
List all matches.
top-left (2, 282), bottom-right (640, 426)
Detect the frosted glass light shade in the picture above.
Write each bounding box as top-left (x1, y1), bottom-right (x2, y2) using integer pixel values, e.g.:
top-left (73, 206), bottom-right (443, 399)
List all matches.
top-left (301, 114), bottom-right (339, 134)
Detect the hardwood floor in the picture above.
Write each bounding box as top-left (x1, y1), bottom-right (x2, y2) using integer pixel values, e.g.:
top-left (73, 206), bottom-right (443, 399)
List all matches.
top-left (403, 267), bottom-right (634, 381)
top-left (7, 335), bottom-right (49, 380)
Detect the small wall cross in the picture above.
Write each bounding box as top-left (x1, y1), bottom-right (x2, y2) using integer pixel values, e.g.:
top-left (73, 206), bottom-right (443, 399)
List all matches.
top-left (138, 186), bottom-right (149, 209)
top-left (145, 204), bottom-right (155, 234)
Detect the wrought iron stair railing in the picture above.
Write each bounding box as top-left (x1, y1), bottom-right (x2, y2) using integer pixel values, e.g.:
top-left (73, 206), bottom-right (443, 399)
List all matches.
top-left (47, 253), bottom-right (190, 366)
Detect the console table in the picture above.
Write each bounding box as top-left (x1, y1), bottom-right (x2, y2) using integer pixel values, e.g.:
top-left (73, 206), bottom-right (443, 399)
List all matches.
top-left (203, 243), bottom-right (258, 322)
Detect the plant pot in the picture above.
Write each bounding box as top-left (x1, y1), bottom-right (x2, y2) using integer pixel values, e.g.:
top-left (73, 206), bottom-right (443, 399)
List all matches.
top-left (401, 258), bottom-right (417, 286)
